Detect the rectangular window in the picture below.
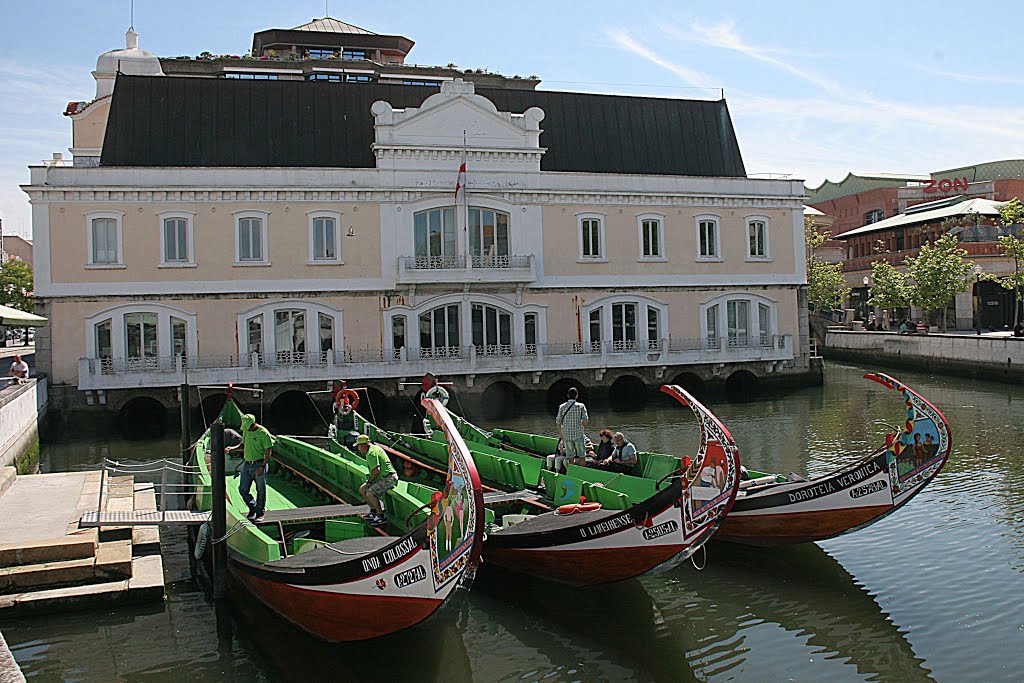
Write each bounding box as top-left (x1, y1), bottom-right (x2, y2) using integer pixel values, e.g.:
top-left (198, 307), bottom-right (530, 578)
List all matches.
top-left (312, 217), bottom-right (337, 260)
top-left (246, 315), bottom-right (263, 359)
top-left (647, 307), bottom-right (660, 349)
top-left (727, 300), bottom-right (749, 346)
top-left (391, 316), bottom-right (406, 356)
top-left (171, 317), bottom-right (186, 358)
top-left (588, 308), bottom-right (602, 351)
top-left (698, 220), bottom-right (718, 258)
top-left (96, 319), bottom-right (112, 359)
top-left (641, 219), bottom-right (663, 258)
top-left (318, 313), bottom-right (334, 357)
top-left (419, 305), bottom-right (460, 354)
top-left (413, 208), bottom-right (457, 264)
top-left (91, 218), bottom-right (118, 264)
top-left (469, 208), bottom-right (510, 265)
top-left (611, 303), bottom-right (637, 349)
top-left (307, 48), bottom-right (337, 59)
top-left (401, 79), bottom-right (442, 87)
top-left (748, 220), bottom-right (767, 258)
top-left (224, 73), bottom-right (278, 80)
top-left (238, 217), bottom-right (263, 261)
top-left (705, 305), bottom-right (718, 346)
top-left (758, 303), bottom-right (771, 346)
top-left (274, 309), bottom-right (306, 363)
top-left (163, 218), bottom-right (189, 262)
top-left (308, 73), bottom-right (342, 82)
top-left (346, 74), bottom-right (372, 83)
top-left (580, 218), bottom-right (603, 259)
top-left (471, 304), bottom-right (512, 352)
top-left (864, 209), bottom-right (885, 225)
top-left (125, 313), bottom-right (158, 366)
top-left (524, 313), bottom-right (537, 355)
top-left (342, 49), bottom-right (368, 60)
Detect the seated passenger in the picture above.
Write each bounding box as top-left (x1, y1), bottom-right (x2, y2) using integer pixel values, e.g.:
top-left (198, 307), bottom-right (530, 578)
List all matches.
top-left (545, 438), bottom-right (567, 473)
top-left (592, 429), bottom-right (614, 464)
top-left (594, 432), bottom-right (637, 474)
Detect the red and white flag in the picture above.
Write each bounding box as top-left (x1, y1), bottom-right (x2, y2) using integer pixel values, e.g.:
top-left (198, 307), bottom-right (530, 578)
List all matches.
top-left (454, 146), bottom-right (467, 203)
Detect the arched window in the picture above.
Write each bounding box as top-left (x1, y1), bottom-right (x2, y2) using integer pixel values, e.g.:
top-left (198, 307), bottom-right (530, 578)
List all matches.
top-left (701, 293), bottom-right (778, 349)
top-left (413, 207), bottom-right (458, 267)
top-left (582, 295), bottom-right (668, 353)
top-left (237, 301), bottom-right (343, 365)
top-left (469, 207), bottom-right (510, 266)
top-left (85, 304), bottom-right (197, 372)
top-left (418, 304), bottom-right (462, 358)
top-left (471, 303), bottom-right (512, 356)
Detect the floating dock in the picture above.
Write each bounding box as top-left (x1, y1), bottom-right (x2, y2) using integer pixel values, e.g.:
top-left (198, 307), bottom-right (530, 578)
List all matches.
top-left (0, 467), bottom-right (164, 615)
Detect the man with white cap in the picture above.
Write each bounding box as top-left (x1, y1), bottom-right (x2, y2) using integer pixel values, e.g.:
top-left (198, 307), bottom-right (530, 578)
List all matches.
top-left (356, 435), bottom-right (398, 525)
top-left (227, 413), bottom-right (275, 522)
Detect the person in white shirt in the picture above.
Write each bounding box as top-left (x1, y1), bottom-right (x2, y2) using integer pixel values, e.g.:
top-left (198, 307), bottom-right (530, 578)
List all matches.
top-left (8, 355), bottom-right (28, 384)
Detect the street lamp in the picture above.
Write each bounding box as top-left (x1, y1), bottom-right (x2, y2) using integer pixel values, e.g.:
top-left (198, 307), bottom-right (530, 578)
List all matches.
top-left (974, 265), bottom-right (983, 335)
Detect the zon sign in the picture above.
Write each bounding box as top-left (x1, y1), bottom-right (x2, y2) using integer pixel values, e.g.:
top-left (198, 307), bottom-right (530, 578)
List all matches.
top-left (923, 177), bottom-right (969, 194)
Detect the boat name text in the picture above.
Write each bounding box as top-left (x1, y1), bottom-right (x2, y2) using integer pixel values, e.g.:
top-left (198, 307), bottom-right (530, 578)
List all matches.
top-left (787, 461), bottom-right (881, 503)
top-left (361, 536), bottom-right (419, 573)
top-left (579, 513), bottom-right (632, 539)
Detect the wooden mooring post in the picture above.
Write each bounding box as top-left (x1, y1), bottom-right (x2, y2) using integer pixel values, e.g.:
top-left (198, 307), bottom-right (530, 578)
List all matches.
top-left (210, 421), bottom-right (227, 599)
top-left (179, 383), bottom-right (191, 467)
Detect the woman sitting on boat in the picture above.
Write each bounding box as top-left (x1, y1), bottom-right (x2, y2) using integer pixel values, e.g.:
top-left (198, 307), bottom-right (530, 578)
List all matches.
top-left (591, 432), bottom-right (638, 474)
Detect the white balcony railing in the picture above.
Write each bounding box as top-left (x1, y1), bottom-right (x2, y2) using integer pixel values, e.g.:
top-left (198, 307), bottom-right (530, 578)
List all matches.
top-left (397, 254), bottom-right (536, 284)
top-left (77, 334), bottom-right (795, 391)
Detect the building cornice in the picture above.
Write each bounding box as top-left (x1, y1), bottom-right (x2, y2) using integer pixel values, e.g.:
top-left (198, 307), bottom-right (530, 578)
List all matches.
top-left (21, 186), bottom-right (805, 210)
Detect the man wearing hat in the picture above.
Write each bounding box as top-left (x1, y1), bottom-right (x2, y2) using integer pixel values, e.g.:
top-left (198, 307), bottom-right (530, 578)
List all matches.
top-left (227, 414), bottom-right (276, 522)
top-left (356, 435), bottom-right (398, 525)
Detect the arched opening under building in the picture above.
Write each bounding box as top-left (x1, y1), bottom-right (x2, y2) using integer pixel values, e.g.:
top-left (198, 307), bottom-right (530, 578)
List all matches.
top-left (196, 392), bottom-right (248, 429)
top-left (355, 386), bottom-right (390, 426)
top-left (725, 370), bottom-right (760, 403)
top-left (669, 372), bottom-right (707, 402)
top-left (608, 375), bottom-right (648, 410)
top-left (546, 377), bottom-right (583, 413)
top-left (267, 390), bottom-right (322, 435)
top-left (480, 381), bottom-right (522, 420)
top-left (117, 396), bottom-right (168, 439)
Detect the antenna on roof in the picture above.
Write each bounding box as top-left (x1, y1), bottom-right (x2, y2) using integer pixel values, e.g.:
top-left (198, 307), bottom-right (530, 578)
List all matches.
top-left (325, 0), bottom-right (329, 17)
top-left (129, 0), bottom-right (134, 31)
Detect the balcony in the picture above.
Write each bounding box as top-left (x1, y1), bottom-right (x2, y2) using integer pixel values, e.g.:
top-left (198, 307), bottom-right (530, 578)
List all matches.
top-left (842, 240), bottom-right (1008, 273)
top-left (77, 334), bottom-right (794, 391)
top-left (396, 254), bottom-right (536, 285)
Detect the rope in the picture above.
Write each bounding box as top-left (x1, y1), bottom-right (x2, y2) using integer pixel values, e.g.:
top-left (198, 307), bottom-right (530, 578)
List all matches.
top-left (690, 543), bottom-right (707, 571)
top-left (211, 520), bottom-right (250, 544)
top-left (304, 390), bottom-right (332, 430)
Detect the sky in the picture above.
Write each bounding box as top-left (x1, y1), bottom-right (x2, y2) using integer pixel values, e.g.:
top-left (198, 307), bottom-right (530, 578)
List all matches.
top-left (3, 0), bottom-right (1024, 238)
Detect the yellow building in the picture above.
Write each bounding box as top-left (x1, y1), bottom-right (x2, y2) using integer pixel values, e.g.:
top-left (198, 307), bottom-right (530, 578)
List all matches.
top-left (24, 20), bottom-right (813, 418)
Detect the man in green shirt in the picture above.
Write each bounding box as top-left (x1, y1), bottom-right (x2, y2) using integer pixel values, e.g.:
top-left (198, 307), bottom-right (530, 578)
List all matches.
top-left (356, 434), bottom-right (398, 525)
top-left (226, 414), bottom-right (275, 522)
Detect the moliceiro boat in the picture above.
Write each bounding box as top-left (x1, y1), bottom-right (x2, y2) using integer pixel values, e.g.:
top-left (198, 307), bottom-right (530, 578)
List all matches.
top-left (194, 393), bottom-right (484, 642)
top-left (717, 373), bottom-right (952, 545)
top-left (342, 384), bottom-right (741, 586)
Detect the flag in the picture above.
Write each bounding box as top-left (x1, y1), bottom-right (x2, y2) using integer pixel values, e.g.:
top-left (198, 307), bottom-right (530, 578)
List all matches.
top-left (454, 146), bottom-right (467, 203)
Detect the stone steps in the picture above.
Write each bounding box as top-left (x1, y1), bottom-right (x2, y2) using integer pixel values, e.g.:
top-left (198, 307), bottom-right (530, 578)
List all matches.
top-left (0, 530), bottom-right (97, 568)
top-left (0, 540), bottom-right (131, 593)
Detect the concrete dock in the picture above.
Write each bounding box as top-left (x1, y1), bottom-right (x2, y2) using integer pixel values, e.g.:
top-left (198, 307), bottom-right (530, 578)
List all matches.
top-left (0, 467), bottom-right (164, 615)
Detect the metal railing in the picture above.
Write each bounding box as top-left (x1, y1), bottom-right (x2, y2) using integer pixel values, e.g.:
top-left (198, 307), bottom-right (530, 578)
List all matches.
top-left (470, 254), bottom-right (532, 269)
top-left (401, 255), bottom-right (466, 270)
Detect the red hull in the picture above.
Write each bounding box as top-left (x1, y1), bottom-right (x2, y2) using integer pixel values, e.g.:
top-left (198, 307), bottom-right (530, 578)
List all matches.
top-left (233, 567), bottom-right (442, 642)
top-left (716, 504), bottom-right (893, 546)
top-left (485, 543), bottom-right (686, 586)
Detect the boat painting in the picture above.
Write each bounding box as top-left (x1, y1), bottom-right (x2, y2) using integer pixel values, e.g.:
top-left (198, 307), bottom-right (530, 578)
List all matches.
top-left (717, 373), bottom-right (952, 545)
top-left (344, 383), bottom-right (741, 586)
top-left (194, 395), bottom-right (484, 642)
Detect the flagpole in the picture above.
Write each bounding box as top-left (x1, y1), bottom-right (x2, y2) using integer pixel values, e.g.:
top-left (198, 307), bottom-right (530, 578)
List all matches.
top-left (463, 130), bottom-right (471, 272)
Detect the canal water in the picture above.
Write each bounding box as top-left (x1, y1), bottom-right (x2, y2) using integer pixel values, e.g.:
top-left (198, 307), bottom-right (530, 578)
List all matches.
top-left (4, 361), bottom-right (1023, 681)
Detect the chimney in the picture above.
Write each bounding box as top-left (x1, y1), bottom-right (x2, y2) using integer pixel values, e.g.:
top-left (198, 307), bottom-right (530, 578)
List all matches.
top-left (126, 29), bottom-right (139, 50)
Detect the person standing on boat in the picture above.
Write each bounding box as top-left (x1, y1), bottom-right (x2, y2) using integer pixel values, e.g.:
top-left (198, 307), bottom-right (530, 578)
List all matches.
top-left (356, 435), bottom-right (398, 525)
top-left (555, 387), bottom-right (589, 466)
top-left (227, 414), bottom-right (275, 523)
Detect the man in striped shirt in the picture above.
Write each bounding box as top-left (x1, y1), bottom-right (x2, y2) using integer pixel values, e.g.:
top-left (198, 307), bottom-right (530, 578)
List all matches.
top-left (555, 387), bottom-right (590, 466)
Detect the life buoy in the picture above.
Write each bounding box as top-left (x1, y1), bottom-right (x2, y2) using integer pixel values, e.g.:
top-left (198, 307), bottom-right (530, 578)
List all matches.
top-left (556, 502), bottom-right (602, 515)
top-left (425, 385), bottom-right (450, 406)
top-left (333, 388), bottom-right (360, 412)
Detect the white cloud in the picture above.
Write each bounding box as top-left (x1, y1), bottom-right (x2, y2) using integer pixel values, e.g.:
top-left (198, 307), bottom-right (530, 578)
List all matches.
top-left (605, 29), bottom-right (719, 91)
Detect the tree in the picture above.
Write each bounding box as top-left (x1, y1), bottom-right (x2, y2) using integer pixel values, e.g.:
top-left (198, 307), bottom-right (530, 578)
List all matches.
top-left (982, 197), bottom-right (1024, 328)
top-left (868, 259), bottom-right (913, 310)
top-left (0, 259), bottom-right (33, 312)
top-left (904, 233), bottom-right (974, 332)
top-left (804, 217), bottom-right (851, 311)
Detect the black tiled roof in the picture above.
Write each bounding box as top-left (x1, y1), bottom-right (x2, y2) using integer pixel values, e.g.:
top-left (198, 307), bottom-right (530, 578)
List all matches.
top-left (100, 75), bottom-right (746, 177)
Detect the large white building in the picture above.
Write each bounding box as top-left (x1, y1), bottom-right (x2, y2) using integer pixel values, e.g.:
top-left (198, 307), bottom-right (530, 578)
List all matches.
top-left (24, 18), bottom-right (813, 421)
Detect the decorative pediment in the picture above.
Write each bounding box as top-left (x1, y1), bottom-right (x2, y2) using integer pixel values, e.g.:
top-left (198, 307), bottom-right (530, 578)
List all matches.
top-left (371, 79), bottom-right (545, 172)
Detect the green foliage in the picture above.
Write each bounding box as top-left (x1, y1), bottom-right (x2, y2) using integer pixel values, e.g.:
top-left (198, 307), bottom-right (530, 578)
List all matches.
top-left (868, 260), bottom-right (913, 309)
top-left (984, 198), bottom-right (1024, 327)
top-left (0, 259), bottom-right (33, 312)
top-left (904, 234), bottom-right (974, 331)
top-left (804, 217), bottom-right (851, 310)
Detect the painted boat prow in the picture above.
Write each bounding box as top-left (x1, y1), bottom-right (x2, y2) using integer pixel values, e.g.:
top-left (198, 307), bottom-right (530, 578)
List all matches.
top-left (719, 373), bottom-right (953, 545)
